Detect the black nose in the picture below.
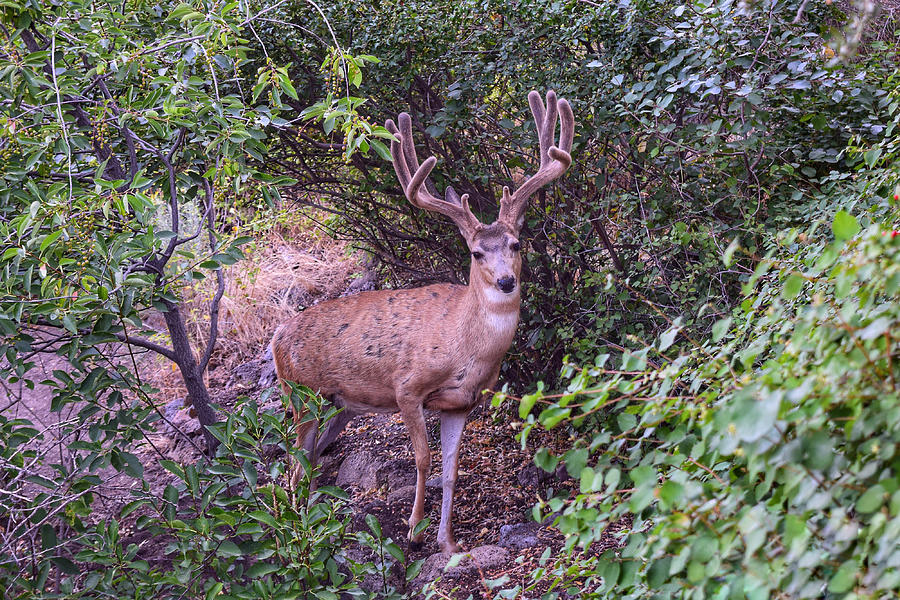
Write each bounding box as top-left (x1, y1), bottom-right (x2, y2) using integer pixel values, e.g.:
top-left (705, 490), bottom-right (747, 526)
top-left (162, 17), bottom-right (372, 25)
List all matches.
top-left (497, 276), bottom-right (516, 293)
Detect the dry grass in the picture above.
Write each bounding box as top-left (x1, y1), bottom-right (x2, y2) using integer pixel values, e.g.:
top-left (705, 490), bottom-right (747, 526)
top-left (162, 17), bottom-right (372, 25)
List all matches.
top-left (198, 222), bottom-right (364, 368)
top-left (142, 206), bottom-right (367, 401)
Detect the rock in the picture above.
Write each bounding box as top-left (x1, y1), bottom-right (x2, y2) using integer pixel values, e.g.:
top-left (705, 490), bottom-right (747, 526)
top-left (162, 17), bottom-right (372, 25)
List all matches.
top-left (517, 464), bottom-right (554, 488)
top-left (164, 397), bottom-right (188, 420)
top-left (412, 545), bottom-right (510, 587)
top-left (164, 398), bottom-right (201, 436)
top-left (257, 346), bottom-right (277, 389)
top-left (383, 458), bottom-right (416, 490)
top-left (498, 522), bottom-right (541, 550)
top-left (232, 358), bottom-right (262, 386)
top-left (387, 484), bottom-right (416, 506)
top-left (336, 450), bottom-right (387, 491)
top-left (341, 270), bottom-right (376, 297)
top-left (351, 500), bottom-right (412, 544)
top-left (554, 463), bottom-right (573, 483)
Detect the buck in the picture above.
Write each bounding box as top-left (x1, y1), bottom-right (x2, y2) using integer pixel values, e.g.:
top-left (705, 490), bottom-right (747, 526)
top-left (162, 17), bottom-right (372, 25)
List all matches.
top-left (271, 90), bottom-right (574, 554)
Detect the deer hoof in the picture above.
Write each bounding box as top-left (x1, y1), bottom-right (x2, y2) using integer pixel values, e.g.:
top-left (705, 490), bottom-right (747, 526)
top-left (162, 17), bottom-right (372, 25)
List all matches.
top-left (408, 539), bottom-right (425, 552)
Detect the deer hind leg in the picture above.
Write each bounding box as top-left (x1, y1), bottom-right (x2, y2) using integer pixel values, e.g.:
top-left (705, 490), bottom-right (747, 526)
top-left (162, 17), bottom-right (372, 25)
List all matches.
top-left (398, 400), bottom-right (431, 551)
top-left (313, 406), bottom-right (353, 461)
top-left (437, 410), bottom-right (467, 554)
top-left (289, 415), bottom-right (319, 492)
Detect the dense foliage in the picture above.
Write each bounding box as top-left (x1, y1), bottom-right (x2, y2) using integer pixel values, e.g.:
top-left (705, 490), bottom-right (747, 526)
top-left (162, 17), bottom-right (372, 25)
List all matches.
top-left (2, 0), bottom-right (898, 598)
top-left (0, 0), bottom-right (379, 596)
top-left (492, 38), bottom-right (900, 600)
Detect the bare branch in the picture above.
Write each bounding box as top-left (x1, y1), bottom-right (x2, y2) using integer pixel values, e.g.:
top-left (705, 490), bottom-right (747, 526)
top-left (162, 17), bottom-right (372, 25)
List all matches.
top-left (199, 177), bottom-right (224, 373)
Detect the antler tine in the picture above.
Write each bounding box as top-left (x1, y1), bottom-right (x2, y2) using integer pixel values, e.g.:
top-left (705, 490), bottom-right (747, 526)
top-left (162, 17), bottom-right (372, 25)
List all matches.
top-left (500, 90), bottom-right (575, 231)
top-left (386, 113), bottom-right (481, 236)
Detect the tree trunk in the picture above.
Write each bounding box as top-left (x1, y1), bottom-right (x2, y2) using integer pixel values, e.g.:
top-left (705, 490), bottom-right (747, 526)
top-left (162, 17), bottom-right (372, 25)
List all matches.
top-left (162, 300), bottom-right (220, 453)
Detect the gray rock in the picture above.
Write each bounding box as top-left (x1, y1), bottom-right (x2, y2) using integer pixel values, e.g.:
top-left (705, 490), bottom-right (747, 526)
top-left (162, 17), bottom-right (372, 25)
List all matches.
top-left (164, 398), bottom-right (201, 435)
top-left (498, 522), bottom-right (541, 550)
top-left (413, 545), bottom-right (510, 587)
top-left (387, 484), bottom-right (416, 506)
top-left (257, 346), bottom-right (277, 389)
top-left (383, 458), bottom-right (416, 490)
top-left (164, 397), bottom-right (188, 420)
top-left (340, 270), bottom-right (376, 297)
top-left (336, 450), bottom-right (386, 491)
top-left (232, 359), bottom-right (262, 386)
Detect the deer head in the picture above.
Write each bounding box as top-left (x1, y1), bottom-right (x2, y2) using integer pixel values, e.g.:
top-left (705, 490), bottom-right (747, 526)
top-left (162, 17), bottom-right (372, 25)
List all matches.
top-left (385, 90), bottom-right (574, 301)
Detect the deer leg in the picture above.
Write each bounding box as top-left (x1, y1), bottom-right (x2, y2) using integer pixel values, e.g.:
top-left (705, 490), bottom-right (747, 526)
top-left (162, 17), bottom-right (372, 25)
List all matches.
top-left (399, 402), bottom-right (431, 551)
top-left (289, 417), bottom-right (319, 492)
top-left (438, 410), bottom-right (467, 554)
top-left (313, 408), bottom-right (353, 462)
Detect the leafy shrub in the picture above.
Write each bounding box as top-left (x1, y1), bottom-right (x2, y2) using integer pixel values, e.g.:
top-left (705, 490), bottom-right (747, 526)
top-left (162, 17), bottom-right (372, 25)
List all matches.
top-left (494, 104), bottom-right (900, 597)
top-left (0, 388), bottom-right (419, 599)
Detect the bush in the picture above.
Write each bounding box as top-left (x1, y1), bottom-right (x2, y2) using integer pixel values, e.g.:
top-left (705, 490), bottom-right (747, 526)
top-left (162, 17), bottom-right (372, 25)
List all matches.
top-left (493, 76), bottom-right (900, 598)
top-left (0, 388), bottom-right (418, 598)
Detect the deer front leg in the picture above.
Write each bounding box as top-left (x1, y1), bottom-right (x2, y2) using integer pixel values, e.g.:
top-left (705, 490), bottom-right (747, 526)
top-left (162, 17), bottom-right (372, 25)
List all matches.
top-left (438, 410), bottom-right (467, 554)
top-left (399, 401), bottom-right (431, 551)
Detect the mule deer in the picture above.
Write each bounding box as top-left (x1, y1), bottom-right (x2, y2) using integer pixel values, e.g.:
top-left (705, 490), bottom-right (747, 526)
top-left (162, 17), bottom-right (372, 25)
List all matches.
top-left (271, 90), bottom-right (574, 554)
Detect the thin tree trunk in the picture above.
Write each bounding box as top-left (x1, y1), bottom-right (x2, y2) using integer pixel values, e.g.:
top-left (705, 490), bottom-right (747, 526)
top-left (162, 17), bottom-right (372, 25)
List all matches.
top-left (162, 300), bottom-right (219, 452)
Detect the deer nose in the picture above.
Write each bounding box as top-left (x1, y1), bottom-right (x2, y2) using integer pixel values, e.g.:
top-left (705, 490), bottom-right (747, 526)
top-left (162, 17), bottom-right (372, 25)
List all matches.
top-left (497, 276), bottom-right (516, 293)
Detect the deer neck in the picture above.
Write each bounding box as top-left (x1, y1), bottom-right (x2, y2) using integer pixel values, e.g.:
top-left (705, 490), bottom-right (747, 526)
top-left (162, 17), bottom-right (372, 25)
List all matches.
top-left (462, 264), bottom-right (521, 339)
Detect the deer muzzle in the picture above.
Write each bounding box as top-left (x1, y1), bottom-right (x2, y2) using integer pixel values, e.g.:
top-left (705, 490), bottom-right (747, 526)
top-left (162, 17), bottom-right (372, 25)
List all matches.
top-left (497, 275), bottom-right (516, 294)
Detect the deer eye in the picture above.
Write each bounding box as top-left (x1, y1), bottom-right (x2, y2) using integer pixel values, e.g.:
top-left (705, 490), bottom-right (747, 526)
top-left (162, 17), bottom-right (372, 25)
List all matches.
top-left (510, 241), bottom-right (521, 252)
top-left (472, 251), bottom-right (484, 260)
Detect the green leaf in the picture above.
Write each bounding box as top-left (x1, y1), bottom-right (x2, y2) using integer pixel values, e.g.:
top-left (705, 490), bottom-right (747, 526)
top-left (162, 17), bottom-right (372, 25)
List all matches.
top-left (856, 485), bottom-right (885, 513)
top-left (712, 317), bottom-right (732, 342)
top-left (858, 317), bottom-right (890, 340)
top-left (406, 558), bottom-right (425, 581)
top-left (246, 562), bottom-right (280, 578)
top-left (120, 451), bottom-right (144, 478)
top-left (445, 553), bottom-right (466, 569)
top-left (534, 447), bottom-right (559, 473)
top-left (241, 459), bottom-right (257, 488)
top-left (412, 517), bottom-right (430, 537)
top-left (248, 510), bottom-right (278, 528)
top-left (565, 447), bottom-right (589, 479)
top-left (658, 325), bottom-right (679, 351)
top-left (205, 583), bottom-right (224, 600)
top-left (538, 405), bottom-right (571, 429)
top-left (216, 540), bottom-right (242, 557)
top-left (365, 513), bottom-right (382, 537)
top-left (782, 273), bottom-right (804, 299)
top-left (518, 390), bottom-right (541, 419)
top-left (50, 556), bottom-right (79, 574)
top-left (370, 138), bottom-right (392, 161)
top-left (863, 148), bottom-right (882, 167)
top-left (827, 561), bottom-right (856, 594)
top-left (832, 210), bottom-right (860, 242)
top-left (39, 229), bottom-right (64, 254)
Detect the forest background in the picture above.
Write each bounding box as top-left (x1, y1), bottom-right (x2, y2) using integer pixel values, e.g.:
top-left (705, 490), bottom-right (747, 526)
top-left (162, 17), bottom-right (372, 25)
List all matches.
top-left (1, 0), bottom-right (899, 598)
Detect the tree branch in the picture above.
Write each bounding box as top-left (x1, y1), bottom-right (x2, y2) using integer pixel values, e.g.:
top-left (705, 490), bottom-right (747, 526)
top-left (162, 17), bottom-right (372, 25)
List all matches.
top-left (199, 177), bottom-right (224, 373)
